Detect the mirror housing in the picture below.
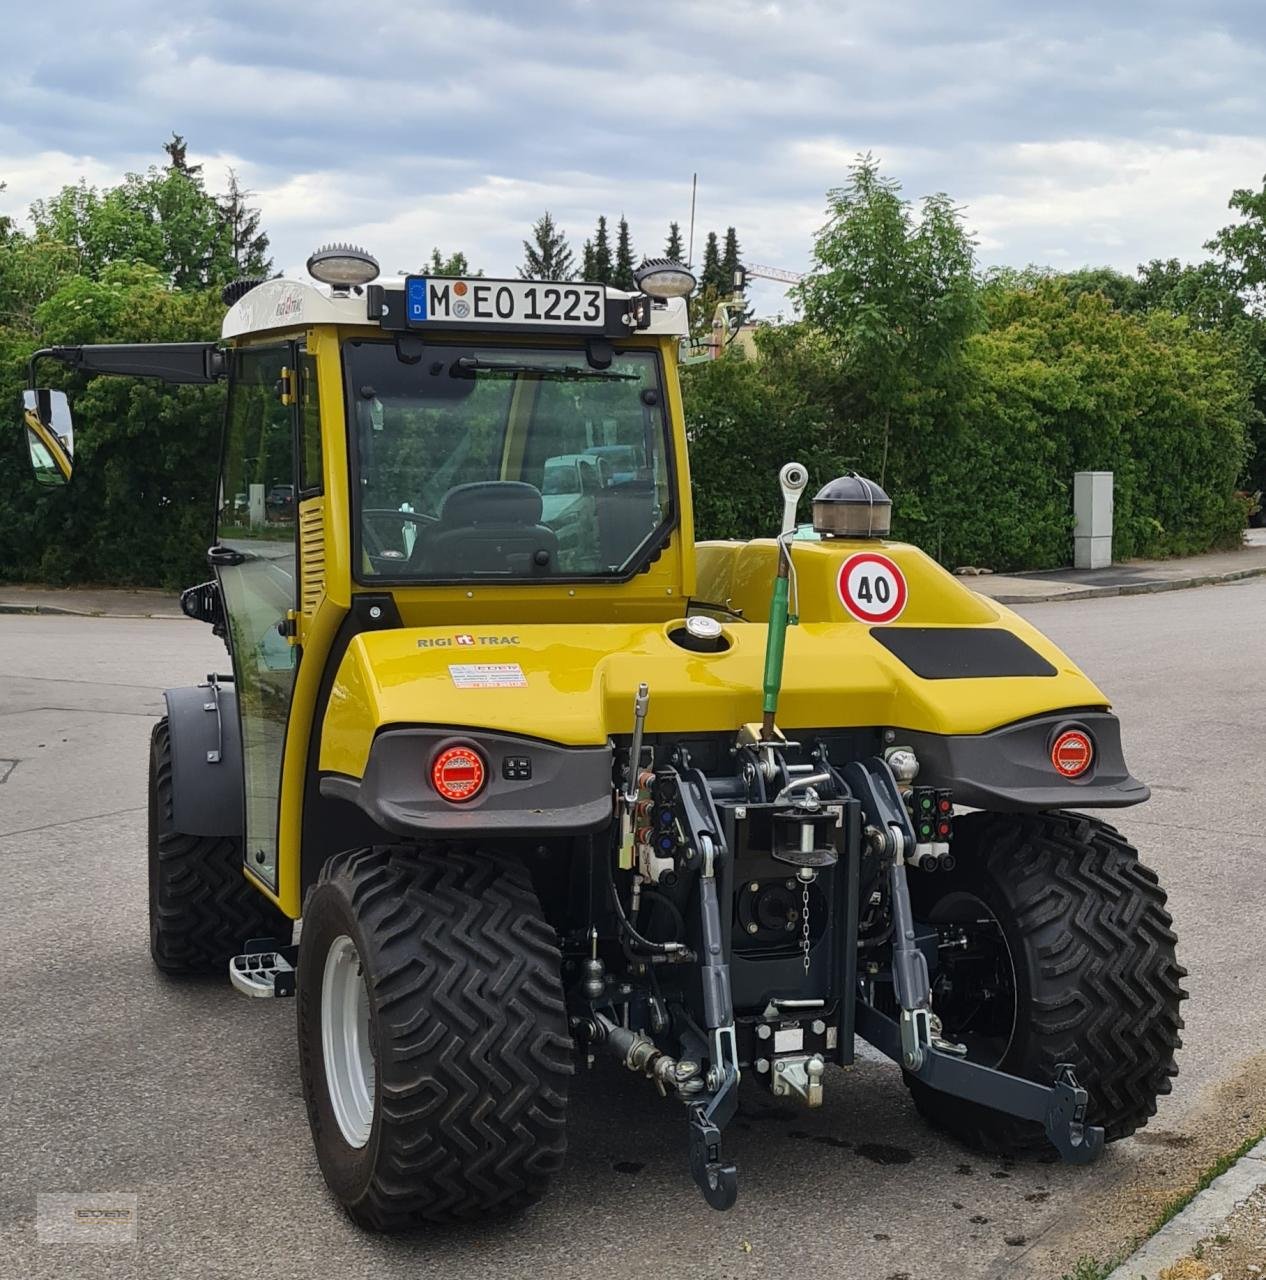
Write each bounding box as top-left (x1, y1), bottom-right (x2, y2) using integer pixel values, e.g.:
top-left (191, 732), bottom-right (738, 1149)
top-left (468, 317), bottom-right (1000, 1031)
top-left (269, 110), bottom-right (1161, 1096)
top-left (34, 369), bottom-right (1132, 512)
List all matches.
top-left (22, 389), bottom-right (74, 485)
top-left (180, 579), bottom-right (227, 639)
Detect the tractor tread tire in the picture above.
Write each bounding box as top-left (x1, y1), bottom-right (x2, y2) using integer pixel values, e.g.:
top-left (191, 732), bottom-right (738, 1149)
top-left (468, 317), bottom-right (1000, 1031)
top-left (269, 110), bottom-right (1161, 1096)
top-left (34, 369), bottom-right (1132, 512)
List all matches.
top-left (298, 845), bottom-right (572, 1231)
top-left (907, 810), bottom-right (1186, 1154)
top-left (148, 717), bottom-right (289, 974)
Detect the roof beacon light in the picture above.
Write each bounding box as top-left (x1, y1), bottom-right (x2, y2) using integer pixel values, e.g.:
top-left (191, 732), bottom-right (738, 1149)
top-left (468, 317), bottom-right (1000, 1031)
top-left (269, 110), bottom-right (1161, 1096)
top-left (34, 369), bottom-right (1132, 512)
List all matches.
top-left (306, 243), bottom-right (380, 288)
top-left (634, 258), bottom-right (696, 300)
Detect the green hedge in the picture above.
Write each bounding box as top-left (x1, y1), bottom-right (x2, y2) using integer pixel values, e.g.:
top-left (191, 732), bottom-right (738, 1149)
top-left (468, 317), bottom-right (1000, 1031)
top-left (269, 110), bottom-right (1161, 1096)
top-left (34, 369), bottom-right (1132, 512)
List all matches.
top-left (0, 266), bottom-right (223, 589)
top-left (685, 284), bottom-right (1250, 569)
top-left (1, 277), bottom-right (1251, 589)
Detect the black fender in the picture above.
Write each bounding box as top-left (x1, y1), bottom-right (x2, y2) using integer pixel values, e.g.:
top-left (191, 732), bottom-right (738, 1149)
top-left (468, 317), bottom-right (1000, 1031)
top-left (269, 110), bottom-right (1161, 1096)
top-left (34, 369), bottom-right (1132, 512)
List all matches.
top-left (161, 683), bottom-right (244, 839)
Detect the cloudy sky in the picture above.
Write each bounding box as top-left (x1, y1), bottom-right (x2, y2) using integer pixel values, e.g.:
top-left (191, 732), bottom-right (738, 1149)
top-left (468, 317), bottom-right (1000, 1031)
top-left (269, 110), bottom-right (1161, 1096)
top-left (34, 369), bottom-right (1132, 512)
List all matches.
top-left (3, 0), bottom-right (1265, 315)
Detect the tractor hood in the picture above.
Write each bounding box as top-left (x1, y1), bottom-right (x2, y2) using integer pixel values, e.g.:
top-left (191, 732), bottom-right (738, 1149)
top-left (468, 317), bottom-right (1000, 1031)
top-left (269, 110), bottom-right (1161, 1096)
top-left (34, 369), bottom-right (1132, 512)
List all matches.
top-left (317, 541), bottom-right (1150, 827)
top-left (318, 603), bottom-right (1108, 781)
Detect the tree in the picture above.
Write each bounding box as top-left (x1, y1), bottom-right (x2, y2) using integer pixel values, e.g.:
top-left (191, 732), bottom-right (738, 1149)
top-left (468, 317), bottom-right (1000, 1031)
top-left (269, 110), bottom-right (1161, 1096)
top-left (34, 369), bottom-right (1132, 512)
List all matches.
top-left (700, 232), bottom-right (724, 292)
top-left (581, 239), bottom-right (596, 281)
top-left (591, 216), bottom-right (613, 284)
top-left (613, 216), bottom-right (635, 290)
top-left (795, 154), bottom-right (979, 485)
top-left (665, 221), bottom-right (684, 262)
top-left (425, 248), bottom-right (479, 276)
top-left (217, 169), bottom-right (271, 277)
top-left (29, 140), bottom-right (246, 288)
top-left (721, 226), bottom-right (743, 295)
top-left (163, 132), bottom-right (201, 178)
top-left (1206, 173), bottom-right (1266, 312)
top-left (519, 211), bottom-right (575, 281)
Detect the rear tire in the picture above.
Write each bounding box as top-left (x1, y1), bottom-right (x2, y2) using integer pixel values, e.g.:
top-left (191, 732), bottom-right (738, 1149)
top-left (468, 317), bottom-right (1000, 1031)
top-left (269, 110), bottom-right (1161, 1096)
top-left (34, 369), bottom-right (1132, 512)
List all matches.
top-left (296, 846), bottom-right (573, 1230)
top-left (148, 717), bottom-right (290, 974)
top-left (906, 810), bottom-right (1186, 1154)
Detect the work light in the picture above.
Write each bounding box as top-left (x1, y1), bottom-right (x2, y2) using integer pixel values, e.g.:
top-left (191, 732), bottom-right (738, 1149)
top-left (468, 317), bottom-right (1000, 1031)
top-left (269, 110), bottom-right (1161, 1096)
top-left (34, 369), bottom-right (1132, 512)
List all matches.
top-left (306, 243), bottom-right (380, 288)
top-left (633, 258), bottom-right (696, 299)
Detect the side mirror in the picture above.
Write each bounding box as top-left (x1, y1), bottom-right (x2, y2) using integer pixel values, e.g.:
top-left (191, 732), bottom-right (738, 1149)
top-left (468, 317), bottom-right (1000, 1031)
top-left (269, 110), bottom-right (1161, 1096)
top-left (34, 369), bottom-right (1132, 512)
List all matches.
top-left (180, 579), bottom-right (227, 639)
top-left (22, 389), bottom-right (74, 485)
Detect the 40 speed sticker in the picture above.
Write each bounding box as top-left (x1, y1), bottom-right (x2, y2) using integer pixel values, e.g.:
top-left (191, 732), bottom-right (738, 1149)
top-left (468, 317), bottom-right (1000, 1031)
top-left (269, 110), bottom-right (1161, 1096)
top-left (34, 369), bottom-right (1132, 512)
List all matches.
top-left (837, 552), bottom-right (908, 624)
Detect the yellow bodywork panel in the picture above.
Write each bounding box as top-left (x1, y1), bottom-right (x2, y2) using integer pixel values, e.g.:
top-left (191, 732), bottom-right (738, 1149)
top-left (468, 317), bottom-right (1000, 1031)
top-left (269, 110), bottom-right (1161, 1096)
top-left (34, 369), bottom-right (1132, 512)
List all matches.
top-left (319, 538), bottom-right (1106, 781)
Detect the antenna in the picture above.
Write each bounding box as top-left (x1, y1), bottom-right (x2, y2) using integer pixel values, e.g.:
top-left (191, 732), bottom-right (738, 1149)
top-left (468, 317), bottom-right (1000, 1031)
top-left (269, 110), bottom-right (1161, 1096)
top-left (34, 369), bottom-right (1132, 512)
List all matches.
top-left (687, 173), bottom-right (697, 268)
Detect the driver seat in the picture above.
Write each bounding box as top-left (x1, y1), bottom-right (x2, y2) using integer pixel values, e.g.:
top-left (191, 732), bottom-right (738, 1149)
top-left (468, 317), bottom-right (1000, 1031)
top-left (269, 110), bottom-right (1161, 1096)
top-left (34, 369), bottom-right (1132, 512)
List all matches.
top-left (410, 481), bottom-right (558, 576)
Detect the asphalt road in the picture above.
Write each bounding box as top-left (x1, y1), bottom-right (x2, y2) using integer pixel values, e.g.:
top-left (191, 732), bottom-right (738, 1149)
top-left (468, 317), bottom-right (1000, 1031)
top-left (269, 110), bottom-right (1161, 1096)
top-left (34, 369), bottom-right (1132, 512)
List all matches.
top-left (2, 580), bottom-right (1264, 1279)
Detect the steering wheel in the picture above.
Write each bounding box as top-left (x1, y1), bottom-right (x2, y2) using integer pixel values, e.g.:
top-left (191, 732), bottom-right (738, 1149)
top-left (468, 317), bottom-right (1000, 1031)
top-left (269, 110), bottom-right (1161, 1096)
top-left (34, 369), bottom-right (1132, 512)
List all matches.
top-left (361, 508), bottom-right (438, 567)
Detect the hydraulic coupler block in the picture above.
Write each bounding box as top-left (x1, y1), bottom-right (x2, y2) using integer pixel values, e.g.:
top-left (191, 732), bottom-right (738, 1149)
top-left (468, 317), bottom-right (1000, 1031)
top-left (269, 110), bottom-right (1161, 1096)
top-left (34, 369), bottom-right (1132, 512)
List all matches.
top-left (907, 786), bottom-right (954, 871)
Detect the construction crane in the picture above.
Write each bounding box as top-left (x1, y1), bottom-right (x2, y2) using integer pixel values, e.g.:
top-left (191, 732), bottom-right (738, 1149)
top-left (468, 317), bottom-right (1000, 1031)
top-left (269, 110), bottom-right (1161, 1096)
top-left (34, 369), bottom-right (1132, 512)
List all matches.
top-left (738, 263), bottom-right (804, 286)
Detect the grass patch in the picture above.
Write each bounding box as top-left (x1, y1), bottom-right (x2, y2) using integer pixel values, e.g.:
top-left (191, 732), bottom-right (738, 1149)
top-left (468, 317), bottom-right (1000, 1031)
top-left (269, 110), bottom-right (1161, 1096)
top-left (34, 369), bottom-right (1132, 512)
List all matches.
top-left (1061, 1257), bottom-right (1118, 1280)
top-left (1150, 1127), bottom-right (1266, 1234)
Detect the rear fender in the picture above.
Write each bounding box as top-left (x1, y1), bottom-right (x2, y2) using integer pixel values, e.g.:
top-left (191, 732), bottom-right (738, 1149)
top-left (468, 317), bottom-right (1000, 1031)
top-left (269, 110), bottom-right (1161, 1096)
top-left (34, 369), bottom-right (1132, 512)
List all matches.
top-left (161, 684), bottom-right (244, 838)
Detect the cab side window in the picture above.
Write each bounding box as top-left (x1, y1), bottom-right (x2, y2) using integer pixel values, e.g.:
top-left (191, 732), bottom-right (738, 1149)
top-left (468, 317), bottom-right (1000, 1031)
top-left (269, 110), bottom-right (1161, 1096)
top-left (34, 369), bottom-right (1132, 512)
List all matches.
top-left (220, 347), bottom-right (297, 542)
top-left (298, 352), bottom-right (323, 496)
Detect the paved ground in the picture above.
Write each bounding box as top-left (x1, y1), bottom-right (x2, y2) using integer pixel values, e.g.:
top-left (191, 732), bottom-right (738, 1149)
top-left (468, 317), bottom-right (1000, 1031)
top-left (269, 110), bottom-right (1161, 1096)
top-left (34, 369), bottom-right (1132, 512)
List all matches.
top-left (971, 531), bottom-right (1266, 604)
top-left (2, 579), bottom-right (1265, 1279)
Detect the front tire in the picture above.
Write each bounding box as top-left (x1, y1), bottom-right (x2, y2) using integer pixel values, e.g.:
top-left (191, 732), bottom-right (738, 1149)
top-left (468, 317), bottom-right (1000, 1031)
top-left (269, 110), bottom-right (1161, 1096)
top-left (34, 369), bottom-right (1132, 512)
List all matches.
top-left (148, 717), bottom-right (290, 974)
top-left (296, 846), bottom-right (573, 1230)
top-left (906, 810), bottom-right (1186, 1154)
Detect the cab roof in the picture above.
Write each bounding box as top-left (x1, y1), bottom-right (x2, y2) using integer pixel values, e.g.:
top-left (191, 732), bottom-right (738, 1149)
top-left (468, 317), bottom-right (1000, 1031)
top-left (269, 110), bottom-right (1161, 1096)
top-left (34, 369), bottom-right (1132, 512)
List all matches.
top-left (221, 277), bottom-right (689, 342)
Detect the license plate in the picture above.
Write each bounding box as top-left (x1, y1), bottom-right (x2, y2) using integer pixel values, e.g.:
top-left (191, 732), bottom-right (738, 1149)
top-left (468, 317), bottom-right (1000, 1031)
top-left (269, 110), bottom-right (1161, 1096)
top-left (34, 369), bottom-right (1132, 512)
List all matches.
top-left (404, 278), bottom-right (605, 328)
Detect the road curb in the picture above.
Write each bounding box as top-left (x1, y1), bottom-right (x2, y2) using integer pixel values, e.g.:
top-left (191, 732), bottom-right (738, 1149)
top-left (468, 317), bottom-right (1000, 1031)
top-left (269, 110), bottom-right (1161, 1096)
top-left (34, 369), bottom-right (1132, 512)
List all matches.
top-left (0, 602), bottom-right (183, 619)
top-left (1105, 1137), bottom-right (1266, 1280)
top-left (983, 563), bottom-right (1266, 605)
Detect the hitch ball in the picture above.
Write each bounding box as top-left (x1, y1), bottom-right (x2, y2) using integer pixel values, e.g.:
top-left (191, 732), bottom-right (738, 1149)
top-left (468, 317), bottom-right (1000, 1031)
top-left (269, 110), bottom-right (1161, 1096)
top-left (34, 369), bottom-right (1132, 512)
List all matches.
top-left (812, 472), bottom-right (891, 539)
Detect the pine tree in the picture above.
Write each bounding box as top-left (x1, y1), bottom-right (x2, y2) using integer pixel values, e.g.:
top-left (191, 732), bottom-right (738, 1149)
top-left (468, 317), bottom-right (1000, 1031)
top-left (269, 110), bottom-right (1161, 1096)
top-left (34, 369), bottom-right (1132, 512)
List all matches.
top-left (163, 132), bottom-right (201, 177)
top-left (701, 231), bottom-right (724, 291)
top-left (592, 216), bottom-right (613, 284)
top-left (722, 226), bottom-right (743, 294)
top-left (217, 169), bottom-right (271, 276)
top-left (519, 211), bottom-right (576, 280)
top-left (613, 216), bottom-right (636, 290)
top-left (581, 239), bottom-right (596, 280)
top-left (665, 221), bottom-right (684, 263)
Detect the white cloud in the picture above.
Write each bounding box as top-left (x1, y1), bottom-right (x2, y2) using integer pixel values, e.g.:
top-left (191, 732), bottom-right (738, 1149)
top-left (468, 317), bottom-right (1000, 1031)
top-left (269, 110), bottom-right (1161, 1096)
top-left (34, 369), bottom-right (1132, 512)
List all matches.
top-left (1, 0), bottom-right (1265, 311)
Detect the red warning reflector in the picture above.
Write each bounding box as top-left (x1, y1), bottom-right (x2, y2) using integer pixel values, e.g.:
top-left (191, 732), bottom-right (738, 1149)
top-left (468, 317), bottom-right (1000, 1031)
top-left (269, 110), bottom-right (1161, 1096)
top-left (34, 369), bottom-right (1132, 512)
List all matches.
top-left (1051, 729), bottom-right (1093, 779)
top-left (431, 745), bottom-right (487, 802)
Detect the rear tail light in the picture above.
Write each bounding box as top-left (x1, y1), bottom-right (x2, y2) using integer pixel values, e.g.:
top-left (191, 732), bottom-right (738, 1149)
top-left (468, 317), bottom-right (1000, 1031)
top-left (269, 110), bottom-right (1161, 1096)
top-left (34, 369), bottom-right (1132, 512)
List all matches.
top-left (1050, 728), bottom-right (1094, 779)
top-left (431, 745), bottom-right (487, 802)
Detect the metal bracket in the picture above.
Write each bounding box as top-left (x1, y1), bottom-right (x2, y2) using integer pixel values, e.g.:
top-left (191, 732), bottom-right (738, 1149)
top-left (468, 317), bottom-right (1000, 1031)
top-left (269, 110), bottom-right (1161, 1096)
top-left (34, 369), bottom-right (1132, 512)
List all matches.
top-left (201, 672), bottom-right (226, 764)
top-left (770, 1053), bottom-right (825, 1107)
top-left (686, 819), bottom-right (741, 1210)
top-left (855, 1003), bottom-right (1105, 1164)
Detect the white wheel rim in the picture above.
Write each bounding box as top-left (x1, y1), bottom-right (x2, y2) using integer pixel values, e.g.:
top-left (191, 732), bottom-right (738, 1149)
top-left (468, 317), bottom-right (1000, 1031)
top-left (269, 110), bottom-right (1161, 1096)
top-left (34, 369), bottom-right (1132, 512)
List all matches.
top-left (321, 934), bottom-right (376, 1148)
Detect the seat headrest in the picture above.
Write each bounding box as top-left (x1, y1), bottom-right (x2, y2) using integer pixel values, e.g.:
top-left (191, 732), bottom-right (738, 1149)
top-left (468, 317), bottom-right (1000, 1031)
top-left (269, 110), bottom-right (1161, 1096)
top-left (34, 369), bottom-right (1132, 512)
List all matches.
top-left (438, 481), bottom-right (543, 527)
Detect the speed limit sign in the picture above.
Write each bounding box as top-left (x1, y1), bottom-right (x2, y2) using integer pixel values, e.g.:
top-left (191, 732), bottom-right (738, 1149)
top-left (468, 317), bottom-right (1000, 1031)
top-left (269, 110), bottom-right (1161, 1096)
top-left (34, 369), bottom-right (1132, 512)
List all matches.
top-left (837, 552), bottom-right (908, 624)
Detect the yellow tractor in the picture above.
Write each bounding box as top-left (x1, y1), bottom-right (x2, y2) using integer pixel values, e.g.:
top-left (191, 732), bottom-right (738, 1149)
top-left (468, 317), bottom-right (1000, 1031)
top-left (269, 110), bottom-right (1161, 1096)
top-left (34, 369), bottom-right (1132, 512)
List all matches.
top-left (21, 246), bottom-right (1184, 1227)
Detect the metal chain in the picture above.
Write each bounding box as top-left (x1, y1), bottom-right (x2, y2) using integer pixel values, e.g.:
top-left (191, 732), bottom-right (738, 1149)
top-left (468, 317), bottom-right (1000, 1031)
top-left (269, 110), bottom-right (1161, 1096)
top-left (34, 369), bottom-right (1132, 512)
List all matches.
top-left (801, 881), bottom-right (812, 974)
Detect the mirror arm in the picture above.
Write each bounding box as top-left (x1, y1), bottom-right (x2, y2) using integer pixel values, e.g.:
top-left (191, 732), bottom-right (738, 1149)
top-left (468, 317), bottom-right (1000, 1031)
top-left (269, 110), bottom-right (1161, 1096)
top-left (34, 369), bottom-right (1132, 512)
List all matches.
top-left (28, 343), bottom-right (227, 386)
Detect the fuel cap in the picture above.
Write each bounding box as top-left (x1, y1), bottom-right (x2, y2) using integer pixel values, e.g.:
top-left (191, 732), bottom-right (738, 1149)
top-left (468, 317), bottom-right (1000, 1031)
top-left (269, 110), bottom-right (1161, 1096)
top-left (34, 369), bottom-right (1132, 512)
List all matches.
top-left (685, 615), bottom-right (723, 641)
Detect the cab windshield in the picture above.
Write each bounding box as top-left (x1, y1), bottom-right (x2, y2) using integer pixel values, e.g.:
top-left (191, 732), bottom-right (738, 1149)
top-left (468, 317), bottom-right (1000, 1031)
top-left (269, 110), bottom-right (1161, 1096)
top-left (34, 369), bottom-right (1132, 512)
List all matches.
top-left (346, 341), bottom-right (673, 581)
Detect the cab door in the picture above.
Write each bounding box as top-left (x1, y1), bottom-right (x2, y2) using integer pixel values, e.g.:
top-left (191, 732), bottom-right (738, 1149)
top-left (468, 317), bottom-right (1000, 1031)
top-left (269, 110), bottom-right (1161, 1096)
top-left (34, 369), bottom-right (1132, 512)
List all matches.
top-left (211, 343), bottom-right (300, 892)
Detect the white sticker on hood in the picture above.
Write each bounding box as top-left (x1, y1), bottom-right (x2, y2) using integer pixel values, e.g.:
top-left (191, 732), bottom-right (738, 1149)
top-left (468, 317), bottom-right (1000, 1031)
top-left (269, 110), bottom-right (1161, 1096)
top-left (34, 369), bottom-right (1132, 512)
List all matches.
top-left (448, 663), bottom-right (528, 689)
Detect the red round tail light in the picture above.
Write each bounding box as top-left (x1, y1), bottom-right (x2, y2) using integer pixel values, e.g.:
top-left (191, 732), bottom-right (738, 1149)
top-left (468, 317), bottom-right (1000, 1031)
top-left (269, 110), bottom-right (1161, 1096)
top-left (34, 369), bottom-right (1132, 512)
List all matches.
top-left (1050, 728), bottom-right (1094, 779)
top-left (431, 745), bottom-right (487, 802)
